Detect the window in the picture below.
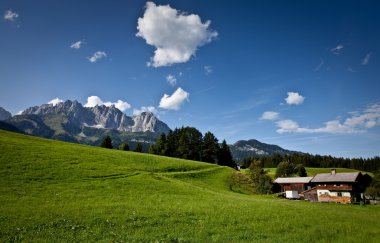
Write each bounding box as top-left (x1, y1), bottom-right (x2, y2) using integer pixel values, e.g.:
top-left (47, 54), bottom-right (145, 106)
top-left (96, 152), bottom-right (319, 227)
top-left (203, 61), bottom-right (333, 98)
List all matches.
top-left (337, 192), bottom-right (342, 197)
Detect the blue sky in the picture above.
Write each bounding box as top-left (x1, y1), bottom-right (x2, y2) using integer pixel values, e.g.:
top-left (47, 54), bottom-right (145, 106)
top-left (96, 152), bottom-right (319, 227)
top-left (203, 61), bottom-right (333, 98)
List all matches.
top-left (1, 0), bottom-right (380, 158)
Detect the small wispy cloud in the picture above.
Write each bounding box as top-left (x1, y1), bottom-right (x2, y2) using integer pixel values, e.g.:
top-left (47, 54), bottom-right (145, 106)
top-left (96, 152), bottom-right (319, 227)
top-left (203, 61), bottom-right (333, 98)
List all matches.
top-left (275, 102), bottom-right (380, 134)
top-left (70, 41), bottom-right (84, 49)
top-left (4, 10), bottom-right (19, 21)
top-left (204, 65), bottom-right (213, 75)
top-left (48, 98), bottom-right (63, 106)
top-left (166, 74), bottom-right (177, 86)
top-left (84, 96), bottom-right (131, 112)
top-left (285, 92), bottom-right (305, 105)
top-left (260, 111), bottom-right (279, 121)
top-left (133, 106), bottom-right (158, 115)
top-left (88, 51), bottom-right (107, 63)
top-left (313, 58), bottom-right (324, 72)
top-left (347, 67), bottom-right (356, 73)
top-left (361, 52), bottom-right (372, 65)
top-left (330, 44), bottom-right (344, 55)
top-left (159, 87), bottom-right (190, 110)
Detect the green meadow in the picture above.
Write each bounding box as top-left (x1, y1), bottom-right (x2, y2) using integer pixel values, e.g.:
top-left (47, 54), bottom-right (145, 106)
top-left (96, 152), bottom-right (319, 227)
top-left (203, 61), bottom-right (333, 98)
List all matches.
top-left (0, 130), bottom-right (379, 242)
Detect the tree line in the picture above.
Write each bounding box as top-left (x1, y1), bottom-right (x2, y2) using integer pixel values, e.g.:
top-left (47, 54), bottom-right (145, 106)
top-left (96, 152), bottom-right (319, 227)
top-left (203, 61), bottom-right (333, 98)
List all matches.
top-left (241, 153), bottom-right (380, 172)
top-left (149, 127), bottom-right (236, 168)
top-left (100, 135), bottom-right (143, 152)
top-left (100, 127), bottom-right (237, 169)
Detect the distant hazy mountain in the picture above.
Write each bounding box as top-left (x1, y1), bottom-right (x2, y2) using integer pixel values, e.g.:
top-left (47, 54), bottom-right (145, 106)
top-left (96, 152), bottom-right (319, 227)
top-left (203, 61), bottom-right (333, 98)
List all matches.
top-left (0, 107), bottom-right (12, 121)
top-left (229, 139), bottom-right (299, 162)
top-left (4, 100), bottom-right (170, 150)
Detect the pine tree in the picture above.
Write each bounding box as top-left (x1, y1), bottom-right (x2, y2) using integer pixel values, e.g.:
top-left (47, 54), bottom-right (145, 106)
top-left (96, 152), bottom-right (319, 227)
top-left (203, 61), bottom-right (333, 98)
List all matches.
top-left (217, 140), bottom-right (236, 168)
top-left (201, 131), bottom-right (219, 163)
top-left (100, 135), bottom-right (113, 149)
top-left (155, 133), bottom-right (168, 155)
top-left (135, 143), bottom-right (143, 153)
top-left (119, 143), bottom-right (129, 151)
top-left (294, 164), bottom-right (307, 177)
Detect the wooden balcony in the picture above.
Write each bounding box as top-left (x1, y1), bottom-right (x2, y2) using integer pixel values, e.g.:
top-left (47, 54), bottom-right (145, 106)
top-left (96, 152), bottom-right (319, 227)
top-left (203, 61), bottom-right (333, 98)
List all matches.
top-left (316, 185), bottom-right (352, 191)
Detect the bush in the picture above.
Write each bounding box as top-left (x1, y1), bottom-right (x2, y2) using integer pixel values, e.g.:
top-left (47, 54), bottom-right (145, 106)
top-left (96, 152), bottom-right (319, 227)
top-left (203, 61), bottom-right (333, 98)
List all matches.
top-left (249, 160), bottom-right (272, 194)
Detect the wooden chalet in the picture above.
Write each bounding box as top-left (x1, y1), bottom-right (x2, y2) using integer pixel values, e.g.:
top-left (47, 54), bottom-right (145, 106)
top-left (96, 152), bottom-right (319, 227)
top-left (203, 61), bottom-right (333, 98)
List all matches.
top-left (273, 177), bottom-right (313, 199)
top-left (274, 169), bottom-right (371, 204)
top-left (305, 169), bottom-right (371, 204)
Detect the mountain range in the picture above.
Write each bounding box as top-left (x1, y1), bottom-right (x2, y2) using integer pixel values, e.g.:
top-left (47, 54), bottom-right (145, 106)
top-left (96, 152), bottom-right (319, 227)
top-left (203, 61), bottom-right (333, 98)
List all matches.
top-left (1, 100), bottom-right (170, 150)
top-left (0, 101), bottom-right (299, 158)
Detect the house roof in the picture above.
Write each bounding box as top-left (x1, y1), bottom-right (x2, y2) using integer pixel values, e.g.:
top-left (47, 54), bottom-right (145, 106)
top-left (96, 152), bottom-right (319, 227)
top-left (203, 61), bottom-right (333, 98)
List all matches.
top-left (311, 172), bottom-right (360, 183)
top-left (274, 177), bottom-right (314, 184)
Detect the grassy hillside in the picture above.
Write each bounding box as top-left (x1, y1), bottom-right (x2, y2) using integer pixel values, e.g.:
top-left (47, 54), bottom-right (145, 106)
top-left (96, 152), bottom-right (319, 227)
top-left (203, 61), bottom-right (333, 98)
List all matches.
top-left (0, 130), bottom-right (379, 242)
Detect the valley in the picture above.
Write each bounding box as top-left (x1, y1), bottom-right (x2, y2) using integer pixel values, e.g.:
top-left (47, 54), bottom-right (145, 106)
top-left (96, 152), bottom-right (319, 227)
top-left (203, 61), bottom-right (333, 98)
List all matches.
top-left (0, 130), bottom-right (379, 242)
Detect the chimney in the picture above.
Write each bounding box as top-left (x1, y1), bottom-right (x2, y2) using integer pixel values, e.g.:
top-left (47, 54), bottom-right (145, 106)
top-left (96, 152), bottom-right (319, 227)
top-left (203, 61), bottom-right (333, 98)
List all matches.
top-left (331, 169), bottom-right (336, 175)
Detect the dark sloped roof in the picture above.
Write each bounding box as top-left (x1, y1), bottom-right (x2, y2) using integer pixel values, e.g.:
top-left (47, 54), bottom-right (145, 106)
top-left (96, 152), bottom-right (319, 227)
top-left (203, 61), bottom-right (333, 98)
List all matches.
top-left (311, 172), bottom-right (360, 183)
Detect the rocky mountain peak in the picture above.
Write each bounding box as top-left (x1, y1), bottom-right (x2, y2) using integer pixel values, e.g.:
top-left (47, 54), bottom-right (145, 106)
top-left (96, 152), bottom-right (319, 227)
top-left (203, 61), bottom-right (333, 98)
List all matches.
top-left (88, 104), bottom-right (133, 130)
top-left (0, 107), bottom-right (12, 121)
top-left (132, 112), bottom-right (170, 133)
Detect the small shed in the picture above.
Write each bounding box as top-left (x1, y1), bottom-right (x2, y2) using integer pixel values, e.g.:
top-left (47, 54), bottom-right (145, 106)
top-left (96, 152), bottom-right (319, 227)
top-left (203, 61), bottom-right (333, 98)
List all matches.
top-left (274, 177), bottom-right (314, 199)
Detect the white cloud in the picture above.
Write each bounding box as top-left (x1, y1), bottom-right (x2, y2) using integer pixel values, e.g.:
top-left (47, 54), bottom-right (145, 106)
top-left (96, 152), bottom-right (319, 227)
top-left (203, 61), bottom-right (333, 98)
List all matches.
top-left (88, 51), bottom-right (107, 63)
top-left (70, 41), bottom-right (83, 49)
top-left (285, 92), bottom-right (305, 105)
top-left (48, 98), bottom-right (63, 106)
top-left (4, 10), bottom-right (18, 21)
top-left (275, 103), bottom-right (380, 134)
top-left (133, 106), bottom-right (158, 115)
top-left (84, 96), bottom-right (103, 107)
top-left (84, 96), bottom-right (131, 112)
top-left (361, 52), bottom-right (372, 65)
top-left (330, 44), bottom-right (344, 55)
top-left (204, 65), bottom-right (213, 75)
top-left (159, 87), bottom-right (189, 110)
top-left (166, 74), bottom-right (177, 86)
top-left (136, 2), bottom-right (218, 67)
top-left (109, 100), bottom-right (131, 112)
top-left (261, 111), bottom-right (279, 121)
top-left (276, 120), bottom-right (301, 133)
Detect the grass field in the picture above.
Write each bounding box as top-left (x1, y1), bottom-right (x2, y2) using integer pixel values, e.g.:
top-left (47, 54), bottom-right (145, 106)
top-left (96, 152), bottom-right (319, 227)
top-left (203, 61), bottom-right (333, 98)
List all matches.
top-left (0, 130), bottom-right (379, 242)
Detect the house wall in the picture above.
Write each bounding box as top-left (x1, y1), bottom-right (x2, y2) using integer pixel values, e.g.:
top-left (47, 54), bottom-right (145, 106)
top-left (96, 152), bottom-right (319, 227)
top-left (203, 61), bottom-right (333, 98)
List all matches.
top-left (317, 189), bottom-right (351, 204)
top-left (304, 189), bottom-right (318, 202)
top-left (282, 183), bottom-right (308, 193)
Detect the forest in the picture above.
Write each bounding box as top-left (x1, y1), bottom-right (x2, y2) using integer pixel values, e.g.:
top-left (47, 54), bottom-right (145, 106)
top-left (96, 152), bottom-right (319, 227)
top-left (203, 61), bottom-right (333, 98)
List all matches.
top-left (241, 153), bottom-right (380, 172)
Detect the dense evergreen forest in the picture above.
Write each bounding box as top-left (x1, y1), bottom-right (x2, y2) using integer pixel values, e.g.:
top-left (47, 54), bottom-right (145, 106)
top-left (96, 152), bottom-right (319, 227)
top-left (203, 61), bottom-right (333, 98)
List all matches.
top-left (149, 127), bottom-right (236, 168)
top-left (242, 153), bottom-right (380, 172)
